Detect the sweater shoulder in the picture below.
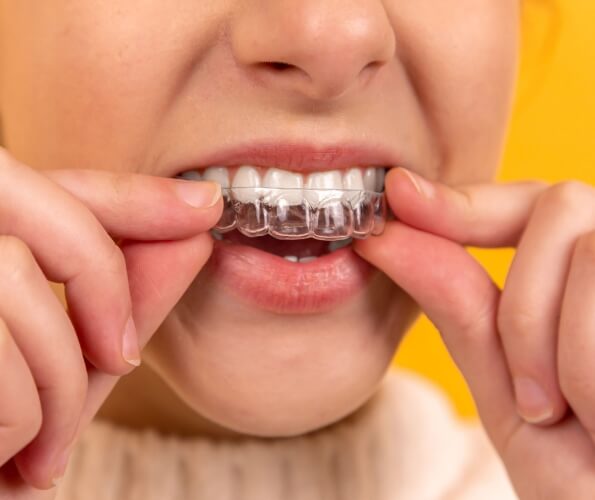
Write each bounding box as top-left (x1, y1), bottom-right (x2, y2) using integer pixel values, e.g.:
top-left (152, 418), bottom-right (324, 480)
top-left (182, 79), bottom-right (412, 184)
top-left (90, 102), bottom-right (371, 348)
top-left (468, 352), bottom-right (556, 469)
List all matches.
top-left (381, 370), bottom-right (517, 499)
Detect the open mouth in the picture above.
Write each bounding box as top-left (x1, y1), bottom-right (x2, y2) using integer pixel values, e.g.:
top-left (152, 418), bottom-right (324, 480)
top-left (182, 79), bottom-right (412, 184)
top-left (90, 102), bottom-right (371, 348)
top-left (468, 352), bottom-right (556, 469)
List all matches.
top-left (176, 161), bottom-right (389, 313)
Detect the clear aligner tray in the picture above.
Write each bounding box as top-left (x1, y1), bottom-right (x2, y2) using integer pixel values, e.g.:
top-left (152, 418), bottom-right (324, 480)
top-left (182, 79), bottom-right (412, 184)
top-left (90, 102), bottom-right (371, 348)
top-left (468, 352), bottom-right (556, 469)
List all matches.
top-left (214, 187), bottom-right (386, 241)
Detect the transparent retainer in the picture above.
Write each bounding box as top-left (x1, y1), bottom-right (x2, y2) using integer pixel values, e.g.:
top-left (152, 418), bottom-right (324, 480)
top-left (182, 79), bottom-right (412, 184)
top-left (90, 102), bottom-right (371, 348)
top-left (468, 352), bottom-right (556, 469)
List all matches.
top-left (214, 187), bottom-right (387, 241)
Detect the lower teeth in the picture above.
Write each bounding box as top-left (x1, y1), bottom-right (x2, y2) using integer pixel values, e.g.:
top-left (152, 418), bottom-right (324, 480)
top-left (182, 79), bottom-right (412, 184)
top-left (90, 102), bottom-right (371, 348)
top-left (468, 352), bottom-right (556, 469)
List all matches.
top-left (213, 230), bottom-right (352, 262)
top-left (278, 237), bottom-right (352, 263)
top-left (328, 238), bottom-right (352, 252)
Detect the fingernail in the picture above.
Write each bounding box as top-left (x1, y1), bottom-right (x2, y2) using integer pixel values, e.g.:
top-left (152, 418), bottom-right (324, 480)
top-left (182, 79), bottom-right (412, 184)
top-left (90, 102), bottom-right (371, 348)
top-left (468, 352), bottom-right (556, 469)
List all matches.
top-left (122, 315), bottom-right (141, 367)
top-left (52, 448), bottom-right (71, 486)
top-left (513, 377), bottom-right (554, 424)
top-left (398, 167), bottom-right (434, 198)
top-left (174, 180), bottom-right (221, 208)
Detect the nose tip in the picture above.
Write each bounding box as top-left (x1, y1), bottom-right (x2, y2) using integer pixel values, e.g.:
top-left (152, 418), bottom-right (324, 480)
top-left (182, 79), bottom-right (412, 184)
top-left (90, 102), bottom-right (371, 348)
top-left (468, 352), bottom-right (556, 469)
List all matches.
top-left (231, 1), bottom-right (396, 100)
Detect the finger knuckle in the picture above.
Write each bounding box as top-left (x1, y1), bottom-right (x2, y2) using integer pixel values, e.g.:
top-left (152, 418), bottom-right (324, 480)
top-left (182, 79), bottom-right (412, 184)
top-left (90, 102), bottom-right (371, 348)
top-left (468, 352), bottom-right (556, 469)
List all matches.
top-left (0, 235), bottom-right (37, 285)
top-left (17, 399), bottom-right (43, 445)
top-left (95, 239), bottom-right (127, 279)
top-left (454, 187), bottom-right (481, 232)
top-left (109, 172), bottom-right (135, 209)
top-left (453, 282), bottom-right (498, 342)
top-left (457, 307), bottom-right (490, 341)
top-left (61, 362), bottom-right (89, 414)
top-left (539, 180), bottom-right (592, 212)
top-left (497, 306), bottom-right (540, 341)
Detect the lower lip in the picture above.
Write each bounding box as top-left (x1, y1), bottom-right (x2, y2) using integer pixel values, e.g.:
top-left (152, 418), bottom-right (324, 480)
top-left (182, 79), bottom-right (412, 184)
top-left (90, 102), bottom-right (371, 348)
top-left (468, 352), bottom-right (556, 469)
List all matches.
top-left (204, 240), bottom-right (374, 314)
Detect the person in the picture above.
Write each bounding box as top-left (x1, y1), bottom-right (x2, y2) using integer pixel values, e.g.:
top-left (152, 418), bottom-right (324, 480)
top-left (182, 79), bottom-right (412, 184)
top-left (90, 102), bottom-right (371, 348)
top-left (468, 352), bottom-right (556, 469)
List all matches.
top-left (0, 1), bottom-right (593, 499)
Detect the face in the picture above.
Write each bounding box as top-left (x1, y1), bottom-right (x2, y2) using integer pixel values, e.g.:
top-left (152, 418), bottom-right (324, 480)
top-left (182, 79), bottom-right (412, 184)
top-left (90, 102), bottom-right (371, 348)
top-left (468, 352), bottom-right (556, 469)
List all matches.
top-left (0, 1), bottom-right (519, 436)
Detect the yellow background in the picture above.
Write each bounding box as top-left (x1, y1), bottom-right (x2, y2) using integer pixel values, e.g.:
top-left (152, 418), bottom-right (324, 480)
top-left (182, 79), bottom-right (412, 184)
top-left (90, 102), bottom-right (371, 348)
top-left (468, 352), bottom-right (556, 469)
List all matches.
top-left (393, 0), bottom-right (595, 418)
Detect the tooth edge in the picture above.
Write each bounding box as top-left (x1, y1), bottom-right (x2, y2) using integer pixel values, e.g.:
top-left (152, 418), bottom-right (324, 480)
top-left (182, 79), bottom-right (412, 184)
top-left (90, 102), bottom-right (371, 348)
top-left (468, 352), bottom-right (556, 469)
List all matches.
top-left (203, 167), bottom-right (231, 188)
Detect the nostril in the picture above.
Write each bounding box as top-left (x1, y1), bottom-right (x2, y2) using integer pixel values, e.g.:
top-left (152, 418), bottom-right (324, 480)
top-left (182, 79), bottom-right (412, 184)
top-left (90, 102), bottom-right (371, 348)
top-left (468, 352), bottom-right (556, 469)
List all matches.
top-left (265, 61), bottom-right (293, 71)
top-left (365, 60), bottom-right (384, 71)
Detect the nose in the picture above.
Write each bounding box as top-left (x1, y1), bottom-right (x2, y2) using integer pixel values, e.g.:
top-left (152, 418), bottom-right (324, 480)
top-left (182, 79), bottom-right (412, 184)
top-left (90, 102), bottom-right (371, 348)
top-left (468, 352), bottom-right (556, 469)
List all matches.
top-left (230, 0), bottom-right (396, 100)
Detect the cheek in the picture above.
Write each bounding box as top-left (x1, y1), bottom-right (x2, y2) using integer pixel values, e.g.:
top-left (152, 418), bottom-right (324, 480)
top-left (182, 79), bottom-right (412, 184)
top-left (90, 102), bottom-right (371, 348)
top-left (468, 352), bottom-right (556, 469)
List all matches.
top-left (0, 1), bottom-right (225, 170)
top-left (387, 0), bottom-right (520, 184)
top-left (143, 276), bottom-right (418, 436)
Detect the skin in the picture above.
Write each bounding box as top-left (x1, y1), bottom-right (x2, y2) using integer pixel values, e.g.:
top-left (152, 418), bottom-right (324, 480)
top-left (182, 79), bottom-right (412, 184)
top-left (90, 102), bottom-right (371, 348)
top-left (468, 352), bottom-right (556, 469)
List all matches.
top-left (0, 1), bottom-right (594, 499)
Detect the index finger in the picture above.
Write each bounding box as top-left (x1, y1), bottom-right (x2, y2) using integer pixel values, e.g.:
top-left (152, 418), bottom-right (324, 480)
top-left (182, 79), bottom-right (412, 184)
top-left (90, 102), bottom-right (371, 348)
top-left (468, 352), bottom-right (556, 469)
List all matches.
top-left (43, 169), bottom-right (223, 240)
top-left (11, 162), bottom-right (222, 375)
top-left (0, 153), bottom-right (140, 374)
top-left (354, 222), bottom-right (520, 452)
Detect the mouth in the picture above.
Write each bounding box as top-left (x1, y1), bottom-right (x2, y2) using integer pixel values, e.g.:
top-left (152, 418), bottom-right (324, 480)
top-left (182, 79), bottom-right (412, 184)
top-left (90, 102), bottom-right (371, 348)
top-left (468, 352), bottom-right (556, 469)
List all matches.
top-left (173, 142), bottom-right (397, 314)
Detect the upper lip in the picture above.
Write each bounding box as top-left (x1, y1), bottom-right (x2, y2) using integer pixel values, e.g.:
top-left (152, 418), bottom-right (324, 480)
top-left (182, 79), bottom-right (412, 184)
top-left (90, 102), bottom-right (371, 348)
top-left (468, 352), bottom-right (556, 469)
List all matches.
top-left (170, 140), bottom-right (401, 176)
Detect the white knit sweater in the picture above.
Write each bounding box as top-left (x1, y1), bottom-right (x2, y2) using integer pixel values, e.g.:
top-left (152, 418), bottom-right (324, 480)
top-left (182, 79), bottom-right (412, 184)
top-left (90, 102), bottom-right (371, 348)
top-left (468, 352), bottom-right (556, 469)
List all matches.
top-left (56, 370), bottom-right (517, 500)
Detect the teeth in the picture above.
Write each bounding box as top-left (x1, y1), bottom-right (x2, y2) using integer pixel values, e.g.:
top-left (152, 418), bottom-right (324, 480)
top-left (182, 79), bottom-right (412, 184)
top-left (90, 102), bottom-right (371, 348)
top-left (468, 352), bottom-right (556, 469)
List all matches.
top-left (328, 238), bottom-right (352, 252)
top-left (282, 255), bottom-right (322, 263)
top-left (178, 166), bottom-right (386, 208)
top-left (180, 167), bottom-right (385, 193)
top-left (177, 170), bottom-right (202, 181)
top-left (342, 168), bottom-right (365, 204)
top-left (232, 166), bottom-right (262, 203)
top-left (306, 170), bottom-right (343, 190)
top-left (304, 170), bottom-right (343, 206)
top-left (343, 168), bottom-right (365, 190)
top-left (211, 230), bottom-right (224, 241)
top-left (376, 168), bottom-right (386, 192)
top-left (203, 167), bottom-right (230, 188)
top-left (363, 168), bottom-right (377, 192)
top-left (263, 168), bottom-right (303, 205)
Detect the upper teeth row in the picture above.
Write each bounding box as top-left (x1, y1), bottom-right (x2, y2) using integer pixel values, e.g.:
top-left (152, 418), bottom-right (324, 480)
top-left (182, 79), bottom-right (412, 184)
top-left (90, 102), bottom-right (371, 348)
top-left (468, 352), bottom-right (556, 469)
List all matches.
top-left (177, 166), bottom-right (386, 204)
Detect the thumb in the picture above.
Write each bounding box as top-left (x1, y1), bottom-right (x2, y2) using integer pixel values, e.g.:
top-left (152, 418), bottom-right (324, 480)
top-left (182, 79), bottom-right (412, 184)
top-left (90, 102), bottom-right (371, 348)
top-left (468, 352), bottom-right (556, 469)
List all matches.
top-left (385, 167), bottom-right (547, 247)
top-left (354, 222), bottom-right (519, 450)
top-left (81, 233), bottom-right (213, 426)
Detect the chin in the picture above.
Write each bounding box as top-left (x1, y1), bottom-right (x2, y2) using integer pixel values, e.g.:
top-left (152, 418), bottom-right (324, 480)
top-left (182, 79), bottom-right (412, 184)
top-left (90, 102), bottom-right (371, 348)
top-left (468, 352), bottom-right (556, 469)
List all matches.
top-left (144, 269), bottom-right (419, 437)
top-left (186, 362), bottom-right (389, 438)
top-left (150, 326), bottom-right (398, 437)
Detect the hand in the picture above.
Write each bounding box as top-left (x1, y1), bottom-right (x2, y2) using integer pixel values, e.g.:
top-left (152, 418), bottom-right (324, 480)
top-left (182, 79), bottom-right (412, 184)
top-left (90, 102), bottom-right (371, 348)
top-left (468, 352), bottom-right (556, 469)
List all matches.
top-left (354, 168), bottom-right (595, 499)
top-left (0, 148), bottom-right (222, 496)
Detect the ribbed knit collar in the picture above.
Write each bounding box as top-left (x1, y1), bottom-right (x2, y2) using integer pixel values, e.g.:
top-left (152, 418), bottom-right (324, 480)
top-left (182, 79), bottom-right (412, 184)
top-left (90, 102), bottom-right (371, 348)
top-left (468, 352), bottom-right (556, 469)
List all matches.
top-left (55, 371), bottom-right (513, 500)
